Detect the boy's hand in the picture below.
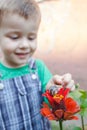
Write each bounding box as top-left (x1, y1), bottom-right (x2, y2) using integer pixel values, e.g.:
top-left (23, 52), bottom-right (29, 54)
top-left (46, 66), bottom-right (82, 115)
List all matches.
top-left (46, 73), bottom-right (75, 91)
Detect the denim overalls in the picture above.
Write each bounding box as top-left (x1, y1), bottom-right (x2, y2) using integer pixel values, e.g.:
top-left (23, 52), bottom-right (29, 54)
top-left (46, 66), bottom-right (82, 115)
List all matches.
top-left (0, 59), bottom-right (51, 130)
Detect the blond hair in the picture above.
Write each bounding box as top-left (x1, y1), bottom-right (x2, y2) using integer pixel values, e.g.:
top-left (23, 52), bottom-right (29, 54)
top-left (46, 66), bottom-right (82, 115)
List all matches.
top-left (0, 0), bottom-right (41, 25)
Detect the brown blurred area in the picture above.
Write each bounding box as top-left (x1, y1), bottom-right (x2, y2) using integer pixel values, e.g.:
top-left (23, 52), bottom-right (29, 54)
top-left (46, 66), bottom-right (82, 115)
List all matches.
top-left (35, 0), bottom-right (87, 90)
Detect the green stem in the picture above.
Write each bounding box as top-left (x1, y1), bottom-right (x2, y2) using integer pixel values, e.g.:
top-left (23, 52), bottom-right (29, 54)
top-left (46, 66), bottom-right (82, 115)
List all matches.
top-left (81, 115), bottom-right (84, 130)
top-left (59, 120), bottom-right (63, 130)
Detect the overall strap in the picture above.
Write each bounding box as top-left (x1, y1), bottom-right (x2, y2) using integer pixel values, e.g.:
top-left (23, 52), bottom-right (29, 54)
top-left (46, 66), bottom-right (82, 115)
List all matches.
top-left (28, 58), bottom-right (40, 86)
top-left (28, 58), bottom-right (37, 70)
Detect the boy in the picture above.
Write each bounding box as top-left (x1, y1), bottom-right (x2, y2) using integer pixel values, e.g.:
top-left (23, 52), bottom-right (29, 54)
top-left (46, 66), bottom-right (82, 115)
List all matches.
top-left (0, 0), bottom-right (75, 129)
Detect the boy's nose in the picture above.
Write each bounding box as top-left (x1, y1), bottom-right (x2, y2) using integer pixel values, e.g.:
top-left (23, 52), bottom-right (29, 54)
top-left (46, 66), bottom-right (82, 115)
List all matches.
top-left (19, 38), bottom-right (29, 48)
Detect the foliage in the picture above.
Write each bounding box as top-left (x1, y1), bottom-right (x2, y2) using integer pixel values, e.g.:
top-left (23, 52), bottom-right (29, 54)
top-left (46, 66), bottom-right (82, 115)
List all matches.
top-left (69, 85), bottom-right (87, 130)
top-left (69, 87), bottom-right (87, 117)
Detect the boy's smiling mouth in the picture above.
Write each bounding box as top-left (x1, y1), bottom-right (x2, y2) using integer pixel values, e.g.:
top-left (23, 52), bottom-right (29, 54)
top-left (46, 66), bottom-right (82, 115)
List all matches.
top-left (15, 52), bottom-right (29, 58)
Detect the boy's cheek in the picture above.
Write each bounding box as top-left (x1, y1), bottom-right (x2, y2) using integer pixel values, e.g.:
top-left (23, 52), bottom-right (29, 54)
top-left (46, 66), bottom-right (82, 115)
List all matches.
top-left (31, 42), bottom-right (37, 51)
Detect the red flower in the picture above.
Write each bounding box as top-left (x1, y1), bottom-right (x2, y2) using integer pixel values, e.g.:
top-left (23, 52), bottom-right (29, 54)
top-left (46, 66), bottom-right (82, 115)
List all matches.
top-left (40, 88), bottom-right (80, 121)
top-left (42, 88), bottom-right (70, 109)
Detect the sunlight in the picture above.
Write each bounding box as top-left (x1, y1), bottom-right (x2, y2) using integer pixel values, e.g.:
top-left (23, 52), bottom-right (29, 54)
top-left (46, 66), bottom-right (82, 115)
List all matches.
top-left (36, 0), bottom-right (87, 61)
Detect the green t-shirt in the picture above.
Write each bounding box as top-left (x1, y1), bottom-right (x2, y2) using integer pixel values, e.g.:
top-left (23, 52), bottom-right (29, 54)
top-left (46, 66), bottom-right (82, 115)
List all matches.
top-left (0, 59), bottom-right (52, 92)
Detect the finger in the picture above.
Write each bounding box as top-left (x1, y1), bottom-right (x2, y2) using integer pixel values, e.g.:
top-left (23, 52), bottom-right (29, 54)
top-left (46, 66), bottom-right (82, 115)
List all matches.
top-left (66, 80), bottom-right (75, 91)
top-left (46, 81), bottom-right (61, 90)
top-left (62, 73), bottom-right (72, 86)
top-left (52, 75), bottom-right (62, 85)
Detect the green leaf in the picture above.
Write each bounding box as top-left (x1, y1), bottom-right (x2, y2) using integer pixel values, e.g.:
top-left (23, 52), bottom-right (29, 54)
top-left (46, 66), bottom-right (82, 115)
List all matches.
top-left (79, 108), bottom-right (87, 117)
top-left (72, 126), bottom-right (81, 130)
top-left (69, 90), bottom-right (82, 100)
top-left (80, 98), bottom-right (87, 108)
top-left (79, 89), bottom-right (87, 99)
top-left (75, 84), bottom-right (80, 89)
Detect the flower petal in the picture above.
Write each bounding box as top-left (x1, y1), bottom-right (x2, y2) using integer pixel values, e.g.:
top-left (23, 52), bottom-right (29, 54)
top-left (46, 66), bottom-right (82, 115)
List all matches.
top-left (58, 88), bottom-right (70, 99)
top-left (54, 109), bottom-right (64, 120)
top-left (40, 107), bottom-right (56, 120)
top-left (65, 97), bottom-right (80, 113)
top-left (64, 111), bottom-right (79, 120)
top-left (43, 90), bottom-right (55, 107)
top-left (40, 107), bottom-right (52, 116)
top-left (42, 102), bottom-right (50, 108)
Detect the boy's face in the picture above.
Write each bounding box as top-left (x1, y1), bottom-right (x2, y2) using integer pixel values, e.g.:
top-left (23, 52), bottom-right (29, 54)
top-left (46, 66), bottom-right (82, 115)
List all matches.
top-left (0, 13), bottom-right (40, 68)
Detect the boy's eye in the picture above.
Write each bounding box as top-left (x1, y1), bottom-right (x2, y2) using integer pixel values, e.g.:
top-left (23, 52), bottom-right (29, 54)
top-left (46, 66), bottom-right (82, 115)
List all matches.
top-left (9, 34), bottom-right (19, 40)
top-left (6, 33), bottom-right (20, 40)
top-left (28, 37), bottom-right (35, 41)
top-left (28, 35), bottom-right (36, 41)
